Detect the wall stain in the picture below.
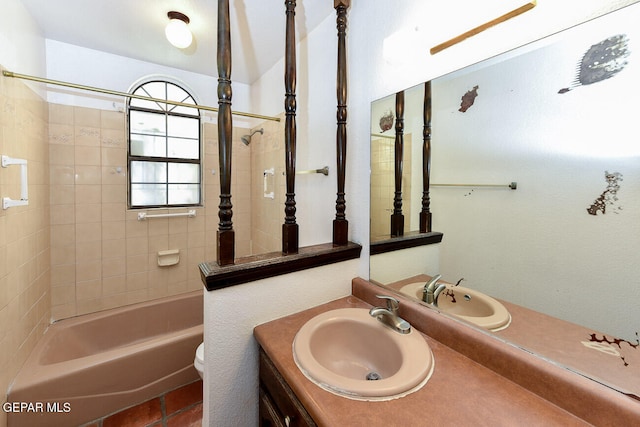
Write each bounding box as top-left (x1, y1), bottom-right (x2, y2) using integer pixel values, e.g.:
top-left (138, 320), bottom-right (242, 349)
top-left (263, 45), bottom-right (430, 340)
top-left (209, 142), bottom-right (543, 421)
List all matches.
top-left (442, 289), bottom-right (457, 303)
top-left (588, 332), bottom-right (639, 366)
top-left (587, 171), bottom-right (623, 215)
top-left (440, 278), bottom-right (465, 303)
top-left (378, 110), bottom-right (394, 132)
top-left (559, 34), bottom-right (630, 94)
top-left (459, 85), bottom-right (479, 112)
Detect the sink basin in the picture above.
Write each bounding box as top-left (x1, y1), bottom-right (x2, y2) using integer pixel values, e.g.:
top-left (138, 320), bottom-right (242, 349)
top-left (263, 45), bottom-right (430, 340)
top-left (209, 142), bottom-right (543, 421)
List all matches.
top-left (399, 282), bottom-right (511, 331)
top-left (293, 308), bottom-right (434, 400)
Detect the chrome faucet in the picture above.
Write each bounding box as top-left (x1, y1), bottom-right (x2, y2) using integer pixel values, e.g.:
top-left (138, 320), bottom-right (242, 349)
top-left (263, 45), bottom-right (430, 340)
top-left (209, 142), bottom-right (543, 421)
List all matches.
top-left (423, 274), bottom-right (447, 306)
top-left (369, 295), bottom-right (411, 334)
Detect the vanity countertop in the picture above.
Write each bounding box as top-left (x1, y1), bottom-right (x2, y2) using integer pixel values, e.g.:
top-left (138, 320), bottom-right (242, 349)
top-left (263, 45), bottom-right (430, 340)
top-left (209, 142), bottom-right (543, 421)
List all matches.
top-left (254, 294), bottom-right (588, 426)
top-left (385, 273), bottom-right (640, 399)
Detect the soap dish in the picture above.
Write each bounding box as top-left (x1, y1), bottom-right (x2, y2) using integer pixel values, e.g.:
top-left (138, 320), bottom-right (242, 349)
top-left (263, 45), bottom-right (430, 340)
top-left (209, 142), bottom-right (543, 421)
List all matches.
top-left (157, 249), bottom-right (180, 267)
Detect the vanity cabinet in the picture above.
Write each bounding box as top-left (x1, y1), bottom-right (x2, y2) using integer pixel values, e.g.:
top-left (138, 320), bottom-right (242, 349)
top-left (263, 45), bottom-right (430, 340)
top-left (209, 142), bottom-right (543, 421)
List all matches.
top-left (259, 348), bottom-right (317, 427)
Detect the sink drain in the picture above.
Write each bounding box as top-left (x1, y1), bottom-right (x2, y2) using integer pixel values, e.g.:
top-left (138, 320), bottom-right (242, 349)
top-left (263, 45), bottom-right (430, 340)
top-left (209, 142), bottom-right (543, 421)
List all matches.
top-left (366, 371), bottom-right (382, 381)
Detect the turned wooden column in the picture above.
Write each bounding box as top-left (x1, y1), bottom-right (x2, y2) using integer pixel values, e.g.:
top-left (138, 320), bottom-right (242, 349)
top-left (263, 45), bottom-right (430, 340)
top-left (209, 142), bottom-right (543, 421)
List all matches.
top-left (420, 81), bottom-right (433, 232)
top-left (216, 0), bottom-right (235, 265)
top-left (390, 91), bottom-right (405, 236)
top-left (282, 0), bottom-right (299, 254)
top-left (333, 0), bottom-right (350, 246)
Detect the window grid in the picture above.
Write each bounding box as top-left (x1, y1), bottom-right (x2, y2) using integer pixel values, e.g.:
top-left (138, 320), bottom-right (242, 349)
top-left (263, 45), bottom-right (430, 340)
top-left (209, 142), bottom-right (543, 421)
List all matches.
top-left (127, 81), bottom-right (202, 209)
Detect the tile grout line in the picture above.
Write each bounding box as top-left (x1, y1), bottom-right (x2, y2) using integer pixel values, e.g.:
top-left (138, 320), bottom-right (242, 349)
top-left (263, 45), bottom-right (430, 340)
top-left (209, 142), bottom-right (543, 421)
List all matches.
top-left (160, 394), bottom-right (168, 427)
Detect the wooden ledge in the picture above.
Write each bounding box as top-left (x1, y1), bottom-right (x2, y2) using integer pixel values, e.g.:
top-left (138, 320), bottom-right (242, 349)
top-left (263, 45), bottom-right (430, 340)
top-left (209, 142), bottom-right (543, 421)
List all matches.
top-left (199, 241), bottom-right (362, 291)
top-left (370, 231), bottom-right (443, 255)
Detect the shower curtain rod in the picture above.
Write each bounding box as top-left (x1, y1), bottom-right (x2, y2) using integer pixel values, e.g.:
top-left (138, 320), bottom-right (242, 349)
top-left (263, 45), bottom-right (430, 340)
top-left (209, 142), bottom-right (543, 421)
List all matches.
top-left (2, 70), bottom-right (280, 122)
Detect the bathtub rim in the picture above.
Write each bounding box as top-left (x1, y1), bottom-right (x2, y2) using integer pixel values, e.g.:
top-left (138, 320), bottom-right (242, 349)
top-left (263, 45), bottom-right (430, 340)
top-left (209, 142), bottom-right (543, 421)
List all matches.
top-left (7, 289), bottom-right (204, 426)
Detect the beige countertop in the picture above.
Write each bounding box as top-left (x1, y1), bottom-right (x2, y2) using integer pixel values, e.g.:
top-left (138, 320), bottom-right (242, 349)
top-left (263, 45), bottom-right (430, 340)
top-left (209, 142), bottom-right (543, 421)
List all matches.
top-left (255, 292), bottom-right (589, 426)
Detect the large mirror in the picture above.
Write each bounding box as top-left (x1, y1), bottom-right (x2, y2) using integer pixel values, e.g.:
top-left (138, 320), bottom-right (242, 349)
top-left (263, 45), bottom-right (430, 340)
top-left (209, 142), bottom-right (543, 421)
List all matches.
top-left (370, 3), bottom-right (640, 399)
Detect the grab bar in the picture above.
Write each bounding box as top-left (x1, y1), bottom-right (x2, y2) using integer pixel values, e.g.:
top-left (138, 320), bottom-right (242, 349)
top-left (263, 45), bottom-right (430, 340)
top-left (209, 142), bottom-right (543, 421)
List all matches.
top-left (263, 168), bottom-right (275, 199)
top-left (137, 209), bottom-right (196, 221)
top-left (2, 155), bottom-right (29, 209)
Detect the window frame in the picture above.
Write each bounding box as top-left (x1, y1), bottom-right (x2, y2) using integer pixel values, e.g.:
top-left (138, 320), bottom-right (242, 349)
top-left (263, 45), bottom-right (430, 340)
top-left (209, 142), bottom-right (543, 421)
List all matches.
top-left (126, 80), bottom-right (203, 209)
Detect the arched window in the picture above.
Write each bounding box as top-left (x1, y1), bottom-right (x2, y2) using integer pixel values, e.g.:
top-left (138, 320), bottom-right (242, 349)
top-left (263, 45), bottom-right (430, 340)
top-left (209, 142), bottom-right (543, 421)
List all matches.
top-left (127, 80), bottom-right (201, 208)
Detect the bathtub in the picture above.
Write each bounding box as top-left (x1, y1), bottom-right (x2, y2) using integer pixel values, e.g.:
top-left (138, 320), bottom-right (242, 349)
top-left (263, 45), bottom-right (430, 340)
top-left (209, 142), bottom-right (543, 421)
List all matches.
top-left (7, 290), bottom-right (203, 427)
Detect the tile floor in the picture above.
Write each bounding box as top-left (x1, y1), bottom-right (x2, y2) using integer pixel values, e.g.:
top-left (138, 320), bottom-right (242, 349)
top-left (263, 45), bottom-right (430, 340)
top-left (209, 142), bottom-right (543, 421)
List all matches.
top-left (80, 380), bottom-right (203, 427)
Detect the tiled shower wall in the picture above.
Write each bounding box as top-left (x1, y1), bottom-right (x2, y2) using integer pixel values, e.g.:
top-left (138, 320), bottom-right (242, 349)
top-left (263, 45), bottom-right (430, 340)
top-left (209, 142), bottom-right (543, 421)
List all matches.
top-left (370, 135), bottom-right (412, 239)
top-left (250, 113), bottom-right (286, 254)
top-left (0, 70), bottom-right (51, 425)
top-left (48, 104), bottom-right (253, 321)
top-left (0, 73), bottom-right (278, 424)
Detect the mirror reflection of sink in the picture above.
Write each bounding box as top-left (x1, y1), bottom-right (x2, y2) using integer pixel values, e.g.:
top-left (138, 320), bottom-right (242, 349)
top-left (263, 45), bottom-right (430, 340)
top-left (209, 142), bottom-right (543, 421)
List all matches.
top-left (293, 308), bottom-right (434, 400)
top-left (399, 282), bottom-right (511, 332)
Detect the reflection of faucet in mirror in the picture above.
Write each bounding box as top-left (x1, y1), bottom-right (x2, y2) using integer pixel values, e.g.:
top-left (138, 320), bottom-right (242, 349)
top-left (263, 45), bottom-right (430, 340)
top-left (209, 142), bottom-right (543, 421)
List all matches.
top-left (423, 274), bottom-right (446, 306)
top-left (369, 295), bottom-right (411, 334)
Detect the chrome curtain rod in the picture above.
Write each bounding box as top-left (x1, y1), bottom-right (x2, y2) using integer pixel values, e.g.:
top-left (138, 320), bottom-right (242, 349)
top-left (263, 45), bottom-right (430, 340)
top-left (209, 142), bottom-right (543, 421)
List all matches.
top-left (432, 182), bottom-right (518, 190)
top-left (2, 70), bottom-right (281, 122)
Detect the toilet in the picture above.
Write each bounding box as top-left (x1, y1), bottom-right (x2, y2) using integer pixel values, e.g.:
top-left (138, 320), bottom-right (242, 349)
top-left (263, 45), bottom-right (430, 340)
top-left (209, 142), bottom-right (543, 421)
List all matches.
top-left (194, 342), bottom-right (204, 379)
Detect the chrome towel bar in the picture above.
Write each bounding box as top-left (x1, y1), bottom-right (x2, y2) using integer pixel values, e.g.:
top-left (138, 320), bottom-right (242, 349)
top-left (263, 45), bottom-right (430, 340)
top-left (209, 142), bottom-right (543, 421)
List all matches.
top-left (137, 209), bottom-right (196, 221)
top-left (432, 182), bottom-right (517, 190)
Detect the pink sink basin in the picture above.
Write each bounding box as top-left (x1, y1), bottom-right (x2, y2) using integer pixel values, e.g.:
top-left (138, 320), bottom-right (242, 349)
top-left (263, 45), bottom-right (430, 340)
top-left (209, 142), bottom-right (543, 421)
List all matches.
top-left (399, 283), bottom-right (511, 331)
top-left (293, 308), bottom-right (433, 400)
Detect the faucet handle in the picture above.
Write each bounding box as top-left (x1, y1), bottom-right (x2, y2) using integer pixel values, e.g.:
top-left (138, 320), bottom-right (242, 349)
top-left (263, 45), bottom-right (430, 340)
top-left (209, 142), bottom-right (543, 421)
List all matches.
top-left (374, 295), bottom-right (400, 314)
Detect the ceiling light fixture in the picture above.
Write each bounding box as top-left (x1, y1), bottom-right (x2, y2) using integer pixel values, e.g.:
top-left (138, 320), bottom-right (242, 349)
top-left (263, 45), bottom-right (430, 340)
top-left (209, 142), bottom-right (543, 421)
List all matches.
top-left (165, 11), bottom-right (193, 49)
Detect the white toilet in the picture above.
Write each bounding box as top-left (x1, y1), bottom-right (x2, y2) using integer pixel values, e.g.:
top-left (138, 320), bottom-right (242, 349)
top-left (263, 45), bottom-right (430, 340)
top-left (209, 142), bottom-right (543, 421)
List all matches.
top-left (194, 342), bottom-right (204, 379)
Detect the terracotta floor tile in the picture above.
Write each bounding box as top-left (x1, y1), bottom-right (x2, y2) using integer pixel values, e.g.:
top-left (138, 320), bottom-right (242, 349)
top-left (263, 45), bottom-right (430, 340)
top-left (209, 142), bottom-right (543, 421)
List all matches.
top-left (165, 380), bottom-right (203, 415)
top-left (167, 403), bottom-right (203, 427)
top-left (102, 398), bottom-right (162, 427)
